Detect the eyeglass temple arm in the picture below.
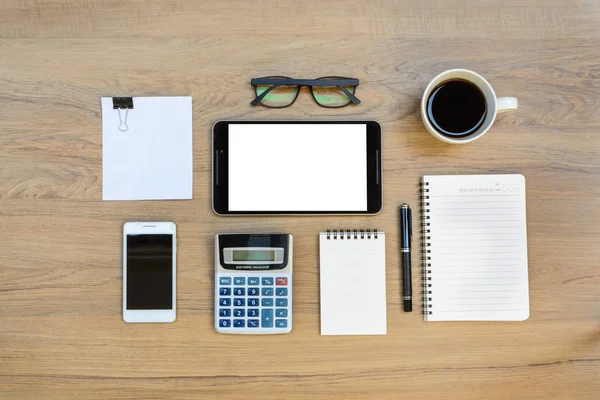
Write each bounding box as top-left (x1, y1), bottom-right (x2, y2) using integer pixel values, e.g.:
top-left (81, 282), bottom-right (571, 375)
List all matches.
top-left (337, 85), bottom-right (361, 104)
top-left (251, 84), bottom-right (280, 106)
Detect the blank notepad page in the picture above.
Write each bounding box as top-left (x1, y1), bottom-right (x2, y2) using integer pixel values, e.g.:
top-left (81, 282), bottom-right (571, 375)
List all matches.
top-left (422, 174), bottom-right (529, 321)
top-left (319, 231), bottom-right (387, 335)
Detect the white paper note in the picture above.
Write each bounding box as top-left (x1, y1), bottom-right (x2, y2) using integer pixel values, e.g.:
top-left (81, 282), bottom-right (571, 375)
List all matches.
top-left (319, 231), bottom-right (387, 335)
top-left (101, 96), bottom-right (193, 201)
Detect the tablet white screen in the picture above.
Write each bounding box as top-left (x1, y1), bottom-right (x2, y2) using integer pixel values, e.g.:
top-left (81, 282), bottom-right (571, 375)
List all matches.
top-left (228, 124), bottom-right (368, 212)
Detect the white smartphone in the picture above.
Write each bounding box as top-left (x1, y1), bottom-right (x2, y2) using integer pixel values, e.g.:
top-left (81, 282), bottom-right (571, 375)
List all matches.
top-left (123, 222), bottom-right (176, 323)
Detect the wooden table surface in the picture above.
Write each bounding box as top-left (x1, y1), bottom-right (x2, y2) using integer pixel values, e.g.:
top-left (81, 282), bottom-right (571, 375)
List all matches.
top-left (1, 1), bottom-right (599, 399)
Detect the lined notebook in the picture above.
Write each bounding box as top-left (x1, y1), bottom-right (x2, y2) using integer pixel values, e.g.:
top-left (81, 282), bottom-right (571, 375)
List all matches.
top-left (421, 174), bottom-right (529, 321)
top-left (319, 229), bottom-right (386, 335)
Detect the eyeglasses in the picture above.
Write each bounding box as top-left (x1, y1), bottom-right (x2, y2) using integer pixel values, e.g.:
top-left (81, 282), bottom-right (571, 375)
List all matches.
top-left (250, 76), bottom-right (361, 108)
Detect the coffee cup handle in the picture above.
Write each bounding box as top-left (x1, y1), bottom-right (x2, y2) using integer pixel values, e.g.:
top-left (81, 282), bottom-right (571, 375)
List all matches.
top-left (497, 97), bottom-right (518, 113)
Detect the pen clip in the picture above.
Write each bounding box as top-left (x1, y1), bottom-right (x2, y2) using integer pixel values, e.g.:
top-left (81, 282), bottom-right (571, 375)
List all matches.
top-left (408, 207), bottom-right (412, 243)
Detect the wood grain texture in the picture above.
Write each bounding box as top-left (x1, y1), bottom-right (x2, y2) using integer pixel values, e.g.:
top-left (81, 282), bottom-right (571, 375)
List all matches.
top-left (1, 1), bottom-right (599, 399)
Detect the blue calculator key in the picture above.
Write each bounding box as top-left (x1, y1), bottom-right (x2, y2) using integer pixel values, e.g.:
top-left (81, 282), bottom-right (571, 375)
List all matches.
top-left (276, 309), bottom-right (288, 318)
top-left (276, 288), bottom-right (288, 296)
top-left (248, 298), bottom-right (259, 307)
top-left (219, 277), bottom-right (231, 285)
top-left (248, 277), bottom-right (260, 285)
top-left (248, 288), bottom-right (259, 296)
top-left (233, 309), bottom-right (245, 317)
top-left (233, 288), bottom-right (245, 296)
top-left (219, 298), bottom-right (231, 307)
top-left (233, 319), bottom-right (245, 328)
top-left (248, 308), bottom-right (259, 317)
top-left (261, 298), bottom-right (274, 307)
top-left (262, 277), bottom-right (274, 286)
top-left (248, 320), bottom-right (259, 328)
top-left (261, 309), bottom-right (274, 328)
top-left (219, 288), bottom-right (231, 296)
top-left (219, 309), bottom-right (231, 317)
top-left (276, 298), bottom-right (288, 307)
top-left (233, 277), bottom-right (245, 285)
top-left (276, 319), bottom-right (288, 328)
top-left (219, 319), bottom-right (231, 327)
top-left (233, 298), bottom-right (245, 307)
top-left (261, 288), bottom-right (274, 296)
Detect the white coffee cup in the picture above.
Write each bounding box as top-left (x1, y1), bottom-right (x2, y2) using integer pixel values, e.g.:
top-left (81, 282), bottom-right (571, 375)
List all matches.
top-left (421, 69), bottom-right (518, 144)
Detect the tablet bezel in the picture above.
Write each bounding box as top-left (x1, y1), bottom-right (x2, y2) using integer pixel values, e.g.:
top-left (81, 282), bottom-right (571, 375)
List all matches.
top-left (212, 120), bottom-right (382, 215)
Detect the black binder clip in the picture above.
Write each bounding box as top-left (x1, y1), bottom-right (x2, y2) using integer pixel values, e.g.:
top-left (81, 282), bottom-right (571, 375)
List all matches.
top-left (112, 97), bottom-right (134, 132)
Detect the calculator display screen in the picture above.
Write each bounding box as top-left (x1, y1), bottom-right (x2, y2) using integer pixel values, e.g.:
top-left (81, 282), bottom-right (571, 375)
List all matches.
top-left (232, 250), bottom-right (275, 262)
top-left (218, 234), bottom-right (289, 270)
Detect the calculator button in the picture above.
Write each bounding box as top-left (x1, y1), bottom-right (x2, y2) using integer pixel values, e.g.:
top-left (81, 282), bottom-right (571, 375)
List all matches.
top-left (219, 288), bottom-right (231, 296)
top-left (262, 277), bottom-right (274, 286)
top-left (219, 309), bottom-right (231, 317)
top-left (276, 277), bottom-right (288, 286)
top-left (276, 309), bottom-right (288, 318)
top-left (234, 277), bottom-right (245, 285)
top-left (276, 288), bottom-right (288, 296)
top-left (248, 288), bottom-right (259, 296)
top-left (248, 298), bottom-right (259, 307)
top-left (233, 309), bottom-right (245, 317)
top-left (248, 277), bottom-right (260, 285)
top-left (219, 319), bottom-right (231, 327)
top-left (233, 319), bottom-right (245, 328)
top-left (233, 298), bottom-right (245, 307)
top-left (248, 309), bottom-right (259, 317)
top-left (261, 309), bottom-right (273, 328)
top-left (248, 320), bottom-right (259, 328)
top-left (233, 288), bottom-right (245, 296)
top-left (219, 277), bottom-right (231, 285)
top-left (261, 298), bottom-right (274, 307)
top-left (276, 298), bottom-right (288, 307)
top-left (262, 288), bottom-right (274, 296)
top-left (219, 298), bottom-right (231, 307)
top-left (276, 319), bottom-right (288, 328)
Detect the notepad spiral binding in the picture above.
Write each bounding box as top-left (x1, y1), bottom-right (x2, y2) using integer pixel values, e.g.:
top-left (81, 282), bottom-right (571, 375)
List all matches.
top-left (419, 179), bottom-right (433, 316)
top-left (326, 229), bottom-right (378, 240)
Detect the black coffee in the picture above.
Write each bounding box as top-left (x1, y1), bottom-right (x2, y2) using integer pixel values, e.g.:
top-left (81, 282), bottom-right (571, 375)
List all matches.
top-left (426, 79), bottom-right (487, 137)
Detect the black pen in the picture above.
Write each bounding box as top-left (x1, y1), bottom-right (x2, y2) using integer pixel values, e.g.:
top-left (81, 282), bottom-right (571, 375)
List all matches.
top-left (400, 203), bottom-right (412, 312)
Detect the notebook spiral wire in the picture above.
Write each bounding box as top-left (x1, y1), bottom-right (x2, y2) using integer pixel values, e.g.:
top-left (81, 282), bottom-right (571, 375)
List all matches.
top-left (326, 229), bottom-right (378, 240)
top-left (419, 180), bottom-right (433, 316)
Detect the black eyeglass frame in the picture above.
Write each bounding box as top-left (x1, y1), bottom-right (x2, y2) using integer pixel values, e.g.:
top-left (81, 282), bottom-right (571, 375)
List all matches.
top-left (250, 76), bottom-right (361, 108)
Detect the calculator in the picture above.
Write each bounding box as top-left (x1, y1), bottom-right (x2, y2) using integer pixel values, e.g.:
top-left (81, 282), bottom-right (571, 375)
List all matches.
top-left (215, 233), bottom-right (292, 334)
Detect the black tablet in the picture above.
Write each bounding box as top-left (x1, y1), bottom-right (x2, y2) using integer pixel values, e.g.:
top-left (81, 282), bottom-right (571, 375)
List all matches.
top-left (212, 121), bottom-right (382, 215)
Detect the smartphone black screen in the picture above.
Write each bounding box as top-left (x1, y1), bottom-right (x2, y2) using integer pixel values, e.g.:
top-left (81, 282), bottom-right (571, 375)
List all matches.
top-left (126, 234), bottom-right (173, 310)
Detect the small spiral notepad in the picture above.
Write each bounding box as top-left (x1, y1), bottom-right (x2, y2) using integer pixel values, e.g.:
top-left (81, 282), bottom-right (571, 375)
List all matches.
top-left (420, 174), bottom-right (530, 321)
top-left (319, 229), bottom-right (387, 335)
